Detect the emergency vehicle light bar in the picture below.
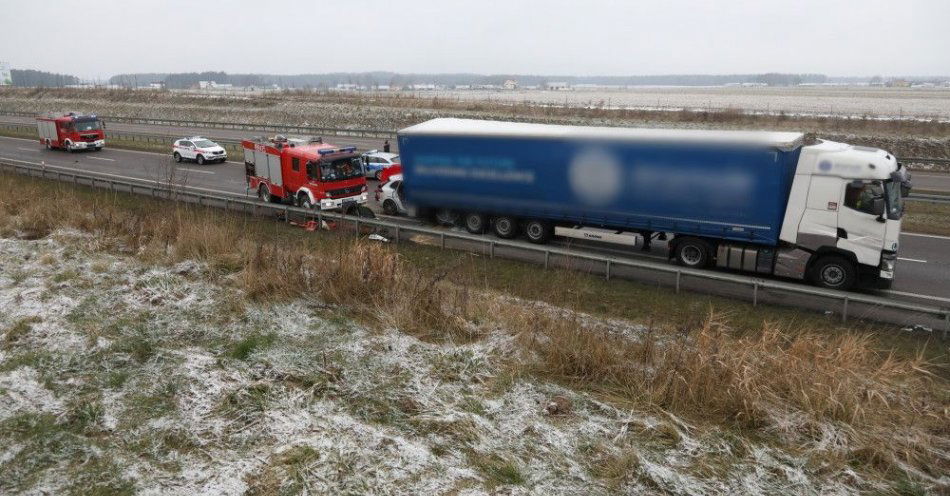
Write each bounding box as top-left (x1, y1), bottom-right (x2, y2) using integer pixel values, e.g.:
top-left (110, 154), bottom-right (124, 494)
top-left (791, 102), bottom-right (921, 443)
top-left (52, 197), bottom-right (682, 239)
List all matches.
top-left (317, 146), bottom-right (358, 155)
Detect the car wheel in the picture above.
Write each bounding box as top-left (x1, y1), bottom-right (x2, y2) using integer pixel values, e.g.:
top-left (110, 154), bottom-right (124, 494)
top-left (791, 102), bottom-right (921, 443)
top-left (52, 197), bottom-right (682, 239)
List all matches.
top-left (674, 238), bottom-right (712, 268)
top-left (173, 152), bottom-right (182, 162)
top-left (523, 219), bottom-right (553, 244)
top-left (811, 256), bottom-right (856, 290)
top-left (196, 154), bottom-right (205, 165)
top-left (464, 212), bottom-right (487, 234)
top-left (492, 216), bottom-right (519, 239)
top-left (382, 199), bottom-right (398, 216)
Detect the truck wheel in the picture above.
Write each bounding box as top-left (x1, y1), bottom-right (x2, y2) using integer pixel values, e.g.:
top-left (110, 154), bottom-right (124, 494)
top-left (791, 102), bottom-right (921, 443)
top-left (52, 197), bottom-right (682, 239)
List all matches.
top-left (64, 140), bottom-right (73, 152)
top-left (298, 193), bottom-right (314, 209)
top-left (811, 256), bottom-right (856, 290)
top-left (382, 199), bottom-right (399, 216)
top-left (174, 152), bottom-right (182, 163)
top-left (434, 209), bottom-right (459, 226)
top-left (464, 212), bottom-right (487, 234)
top-left (523, 219), bottom-right (553, 244)
top-left (492, 216), bottom-right (519, 239)
top-left (196, 155), bottom-right (206, 165)
top-left (674, 238), bottom-right (712, 268)
top-left (45, 140), bottom-right (52, 150)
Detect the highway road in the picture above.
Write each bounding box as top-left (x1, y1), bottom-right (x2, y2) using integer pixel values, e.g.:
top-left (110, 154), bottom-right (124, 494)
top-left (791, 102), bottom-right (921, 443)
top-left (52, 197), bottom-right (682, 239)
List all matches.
top-left (1, 135), bottom-right (948, 312)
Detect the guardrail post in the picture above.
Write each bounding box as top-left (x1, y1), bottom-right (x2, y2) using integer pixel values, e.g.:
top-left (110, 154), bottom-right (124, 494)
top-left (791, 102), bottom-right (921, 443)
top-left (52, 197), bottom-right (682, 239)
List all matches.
top-left (675, 271), bottom-right (681, 294)
top-left (842, 297), bottom-right (849, 323)
top-left (605, 260), bottom-right (611, 280)
top-left (490, 241), bottom-right (495, 259)
top-left (544, 250), bottom-right (550, 269)
top-left (355, 217), bottom-right (360, 237)
top-left (440, 233), bottom-right (445, 249)
top-left (753, 282), bottom-right (758, 306)
top-left (285, 206), bottom-right (290, 223)
top-left (944, 313), bottom-right (948, 341)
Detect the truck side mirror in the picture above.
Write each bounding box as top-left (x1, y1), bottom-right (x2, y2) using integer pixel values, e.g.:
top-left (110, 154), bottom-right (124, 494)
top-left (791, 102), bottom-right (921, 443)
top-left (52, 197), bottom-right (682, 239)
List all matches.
top-left (871, 197), bottom-right (886, 216)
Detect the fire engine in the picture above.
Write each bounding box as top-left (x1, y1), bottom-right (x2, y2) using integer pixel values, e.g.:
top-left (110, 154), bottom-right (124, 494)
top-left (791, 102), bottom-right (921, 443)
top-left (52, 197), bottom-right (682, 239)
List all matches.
top-left (36, 112), bottom-right (105, 151)
top-left (242, 135), bottom-right (368, 211)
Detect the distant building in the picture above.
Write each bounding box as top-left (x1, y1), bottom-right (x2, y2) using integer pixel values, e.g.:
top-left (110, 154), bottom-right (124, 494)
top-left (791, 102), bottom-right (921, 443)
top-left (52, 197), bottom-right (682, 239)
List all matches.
top-left (545, 81), bottom-right (570, 91)
top-left (503, 79), bottom-right (518, 90)
top-left (198, 81), bottom-right (233, 89)
top-left (336, 83), bottom-right (359, 90)
top-left (886, 79), bottom-right (911, 88)
top-left (148, 81), bottom-right (166, 89)
top-left (0, 61), bottom-right (11, 86)
top-left (454, 84), bottom-right (471, 90)
top-left (411, 84), bottom-right (436, 90)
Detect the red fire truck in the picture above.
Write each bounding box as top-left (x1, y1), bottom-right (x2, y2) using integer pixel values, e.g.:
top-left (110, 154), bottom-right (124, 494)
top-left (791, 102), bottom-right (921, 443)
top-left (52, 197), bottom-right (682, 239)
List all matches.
top-left (242, 136), bottom-right (368, 211)
top-left (36, 113), bottom-right (105, 152)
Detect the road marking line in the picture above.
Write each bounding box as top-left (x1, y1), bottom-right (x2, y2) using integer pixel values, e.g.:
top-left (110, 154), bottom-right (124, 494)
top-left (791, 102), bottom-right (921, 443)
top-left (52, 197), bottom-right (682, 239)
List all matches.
top-left (16, 147), bottom-right (38, 152)
top-left (178, 167), bottom-right (214, 175)
top-left (897, 257), bottom-right (927, 263)
top-left (902, 232), bottom-right (950, 241)
top-left (881, 290), bottom-right (950, 304)
top-left (88, 156), bottom-right (115, 162)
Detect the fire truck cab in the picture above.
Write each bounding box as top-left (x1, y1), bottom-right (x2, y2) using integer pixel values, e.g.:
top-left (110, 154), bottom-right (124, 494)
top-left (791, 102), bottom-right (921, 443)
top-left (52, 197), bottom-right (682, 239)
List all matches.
top-left (243, 135), bottom-right (368, 211)
top-left (37, 112), bottom-right (105, 152)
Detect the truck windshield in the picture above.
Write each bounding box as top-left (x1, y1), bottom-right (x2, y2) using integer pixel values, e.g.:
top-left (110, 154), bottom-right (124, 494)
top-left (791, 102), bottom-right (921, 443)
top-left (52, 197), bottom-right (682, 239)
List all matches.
top-left (884, 180), bottom-right (903, 220)
top-left (74, 120), bottom-right (101, 131)
top-left (320, 158), bottom-right (363, 181)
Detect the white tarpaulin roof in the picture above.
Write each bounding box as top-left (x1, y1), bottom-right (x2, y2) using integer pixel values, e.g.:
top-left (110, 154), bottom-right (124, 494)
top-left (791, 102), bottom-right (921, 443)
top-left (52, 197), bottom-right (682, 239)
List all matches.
top-left (399, 118), bottom-right (804, 151)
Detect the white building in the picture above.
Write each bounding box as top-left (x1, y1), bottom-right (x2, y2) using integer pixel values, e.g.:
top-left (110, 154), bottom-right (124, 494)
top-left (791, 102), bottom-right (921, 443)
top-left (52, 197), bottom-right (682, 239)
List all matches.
top-left (503, 79), bottom-right (518, 90)
top-left (545, 81), bottom-right (570, 91)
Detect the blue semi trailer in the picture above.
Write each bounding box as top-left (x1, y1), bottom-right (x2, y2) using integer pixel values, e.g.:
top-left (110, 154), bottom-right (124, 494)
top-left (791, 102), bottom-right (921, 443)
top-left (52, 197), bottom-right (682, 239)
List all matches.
top-left (396, 118), bottom-right (910, 290)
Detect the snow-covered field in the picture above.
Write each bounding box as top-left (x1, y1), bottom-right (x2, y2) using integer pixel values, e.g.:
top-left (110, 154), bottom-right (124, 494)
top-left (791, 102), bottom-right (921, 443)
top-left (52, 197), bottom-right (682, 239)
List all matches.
top-left (2, 231), bottom-right (930, 495)
top-left (408, 86), bottom-right (950, 120)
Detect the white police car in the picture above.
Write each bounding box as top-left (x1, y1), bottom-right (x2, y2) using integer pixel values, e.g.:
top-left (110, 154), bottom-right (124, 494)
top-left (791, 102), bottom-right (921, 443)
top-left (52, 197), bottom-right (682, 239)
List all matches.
top-left (360, 150), bottom-right (400, 180)
top-left (172, 137), bottom-right (228, 164)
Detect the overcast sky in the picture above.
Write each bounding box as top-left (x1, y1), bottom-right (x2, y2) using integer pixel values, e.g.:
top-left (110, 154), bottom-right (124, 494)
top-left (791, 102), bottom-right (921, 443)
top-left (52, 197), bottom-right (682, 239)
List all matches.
top-left (2, 0), bottom-right (948, 79)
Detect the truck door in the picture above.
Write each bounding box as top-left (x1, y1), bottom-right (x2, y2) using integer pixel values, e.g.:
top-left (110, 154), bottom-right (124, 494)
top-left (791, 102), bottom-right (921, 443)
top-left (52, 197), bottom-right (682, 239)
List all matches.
top-left (837, 180), bottom-right (886, 267)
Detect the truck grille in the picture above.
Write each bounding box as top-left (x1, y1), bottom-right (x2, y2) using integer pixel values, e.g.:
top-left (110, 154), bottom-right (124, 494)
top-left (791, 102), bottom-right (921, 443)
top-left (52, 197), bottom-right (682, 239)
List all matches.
top-left (327, 185), bottom-right (362, 198)
top-left (81, 135), bottom-right (98, 142)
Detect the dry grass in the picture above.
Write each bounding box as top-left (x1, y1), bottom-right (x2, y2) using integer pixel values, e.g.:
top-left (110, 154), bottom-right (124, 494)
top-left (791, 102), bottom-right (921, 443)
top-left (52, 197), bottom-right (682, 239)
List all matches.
top-left (1, 170), bottom-right (947, 490)
top-left (903, 201), bottom-right (950, 236)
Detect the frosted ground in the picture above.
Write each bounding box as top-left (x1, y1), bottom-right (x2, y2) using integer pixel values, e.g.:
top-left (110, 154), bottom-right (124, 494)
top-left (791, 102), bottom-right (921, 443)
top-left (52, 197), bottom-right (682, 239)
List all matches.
top-left (411, 86), bottom-right (950, 120)
top-left (0, 231), bottom-right (926, 495)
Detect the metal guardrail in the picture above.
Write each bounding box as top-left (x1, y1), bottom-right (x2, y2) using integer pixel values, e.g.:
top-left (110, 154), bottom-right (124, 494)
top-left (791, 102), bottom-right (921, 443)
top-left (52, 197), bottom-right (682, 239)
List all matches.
top-left (0, 157), bottom-right (947, 337)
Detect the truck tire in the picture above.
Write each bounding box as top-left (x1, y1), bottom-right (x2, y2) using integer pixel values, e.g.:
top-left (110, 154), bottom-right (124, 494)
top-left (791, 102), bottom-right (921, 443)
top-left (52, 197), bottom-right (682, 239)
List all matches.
top-left (196, 155), bottom-right (206, 165)
top-left (382, 199), bottom-right (398, 216)
top-left (464, 212), bottom-right (487, 234)
top-left (174, 152), bottom-right (182, 163)
top-left (523, 219), bottom-right (553, 244)
top-left (811, 256), bottom-right (856, 290)
top-left (434, 209), bottom-right (459, 226)
top-left (673, 238), bottom-right (712, 268)
top-left (64, 140), bottom-right (73, 152)
top-left (45, 140), bottom-right (52, 150)
top-left (298, 193), bottom-right (314, 209)
top-left (493, 216), bottom-right (519, 239)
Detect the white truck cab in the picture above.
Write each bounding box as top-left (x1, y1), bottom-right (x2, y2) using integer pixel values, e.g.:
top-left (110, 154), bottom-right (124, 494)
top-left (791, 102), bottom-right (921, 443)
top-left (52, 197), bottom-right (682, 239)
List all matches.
top-left (778, 140), bottom-right (909, 289)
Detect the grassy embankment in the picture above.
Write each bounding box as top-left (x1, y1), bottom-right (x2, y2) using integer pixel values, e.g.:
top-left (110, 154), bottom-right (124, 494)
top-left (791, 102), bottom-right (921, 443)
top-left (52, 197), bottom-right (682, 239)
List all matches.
top-left (0, 169), bottom-right (947, 493)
